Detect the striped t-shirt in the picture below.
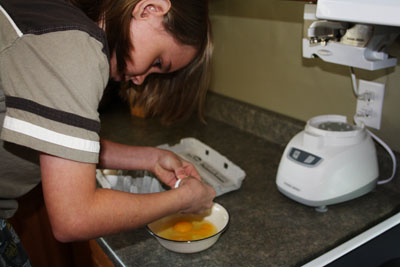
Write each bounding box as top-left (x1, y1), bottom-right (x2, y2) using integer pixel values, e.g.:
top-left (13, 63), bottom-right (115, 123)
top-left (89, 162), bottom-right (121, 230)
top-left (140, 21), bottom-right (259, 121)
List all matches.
top-left (0, 0), bottom-right (110, 218)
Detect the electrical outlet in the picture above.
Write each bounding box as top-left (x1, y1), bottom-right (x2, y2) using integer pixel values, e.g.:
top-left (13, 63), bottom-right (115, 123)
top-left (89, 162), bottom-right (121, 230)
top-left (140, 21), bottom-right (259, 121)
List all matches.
top-left (355, 80), bottom-right (385, 130)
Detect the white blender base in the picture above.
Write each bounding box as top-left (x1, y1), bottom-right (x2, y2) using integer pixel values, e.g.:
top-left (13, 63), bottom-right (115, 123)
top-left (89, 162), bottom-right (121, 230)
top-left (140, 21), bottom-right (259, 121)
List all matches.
top-left (277, 179), bottom-right (377, 212)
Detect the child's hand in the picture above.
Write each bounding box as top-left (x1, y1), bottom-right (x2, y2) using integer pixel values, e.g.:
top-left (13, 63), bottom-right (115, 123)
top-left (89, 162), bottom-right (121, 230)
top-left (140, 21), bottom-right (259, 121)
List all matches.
top-left (152, 148), bottom-right (201, 187)
top-left (176, 176), bottom-right (216, 214)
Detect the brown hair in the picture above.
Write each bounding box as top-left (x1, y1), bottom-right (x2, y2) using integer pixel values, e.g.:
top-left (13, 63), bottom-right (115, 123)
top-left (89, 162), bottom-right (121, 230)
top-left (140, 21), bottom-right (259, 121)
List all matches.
top-left (70, 0), bottom-right (213, 123)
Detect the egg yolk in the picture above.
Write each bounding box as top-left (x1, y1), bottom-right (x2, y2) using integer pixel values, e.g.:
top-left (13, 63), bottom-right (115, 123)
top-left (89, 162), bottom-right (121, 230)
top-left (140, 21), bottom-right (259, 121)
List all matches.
top-left (156, 217), bottom-right (217, 241)
top-left (173, 221), bottom-right (193, 233)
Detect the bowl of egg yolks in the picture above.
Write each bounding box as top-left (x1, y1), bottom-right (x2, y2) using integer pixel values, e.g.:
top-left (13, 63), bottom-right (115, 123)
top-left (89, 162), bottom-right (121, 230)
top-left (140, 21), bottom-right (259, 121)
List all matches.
top-left (146, 203), bottom-right (229, 253)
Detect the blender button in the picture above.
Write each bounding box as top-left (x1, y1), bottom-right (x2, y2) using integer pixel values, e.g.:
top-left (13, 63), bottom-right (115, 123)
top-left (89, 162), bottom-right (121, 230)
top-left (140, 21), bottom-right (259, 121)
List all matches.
top-left (292, 150), bottom-right (301, 159)
top-left (304, 155), bottom-right (315, 164)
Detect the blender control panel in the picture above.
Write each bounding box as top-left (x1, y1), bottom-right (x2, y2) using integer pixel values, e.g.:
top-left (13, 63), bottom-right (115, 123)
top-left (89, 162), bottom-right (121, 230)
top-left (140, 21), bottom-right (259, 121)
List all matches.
top-left (288, 147), bottom-right (322, 167)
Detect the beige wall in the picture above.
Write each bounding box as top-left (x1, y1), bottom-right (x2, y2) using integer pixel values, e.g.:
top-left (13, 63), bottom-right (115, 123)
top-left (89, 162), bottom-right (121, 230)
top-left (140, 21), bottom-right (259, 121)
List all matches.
top-left (209, 0), bottom-right (400, 152)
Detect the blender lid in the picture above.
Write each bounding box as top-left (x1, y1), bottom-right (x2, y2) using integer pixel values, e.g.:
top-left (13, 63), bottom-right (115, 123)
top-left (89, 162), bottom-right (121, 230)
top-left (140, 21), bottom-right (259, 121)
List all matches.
top-left (317, 121), bottom-right (356, 132)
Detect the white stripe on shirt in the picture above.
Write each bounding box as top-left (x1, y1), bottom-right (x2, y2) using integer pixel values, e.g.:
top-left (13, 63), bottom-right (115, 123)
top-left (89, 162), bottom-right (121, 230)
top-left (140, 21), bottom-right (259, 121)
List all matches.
top-left (0, 5), bottom-right (23, 37)
top-left (3, 115), bottom-right (100, 153)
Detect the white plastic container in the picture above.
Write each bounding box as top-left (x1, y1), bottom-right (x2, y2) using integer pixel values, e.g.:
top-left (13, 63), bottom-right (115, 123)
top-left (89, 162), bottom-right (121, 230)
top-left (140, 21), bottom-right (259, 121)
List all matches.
top-left (96, 138), bottom-right (246, 197)
top-left (158, 138), bottom-right (246, 196)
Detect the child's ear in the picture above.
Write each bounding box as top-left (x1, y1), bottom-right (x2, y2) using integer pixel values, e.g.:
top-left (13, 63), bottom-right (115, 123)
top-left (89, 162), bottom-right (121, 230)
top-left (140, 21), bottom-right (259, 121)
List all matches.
top-left (132, 0), bottom-right (171, 19)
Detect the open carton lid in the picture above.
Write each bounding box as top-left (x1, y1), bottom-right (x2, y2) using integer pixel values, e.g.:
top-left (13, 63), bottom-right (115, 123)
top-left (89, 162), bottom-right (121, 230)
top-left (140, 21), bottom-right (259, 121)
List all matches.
top-left (158, 138), bottom-right (246, 197)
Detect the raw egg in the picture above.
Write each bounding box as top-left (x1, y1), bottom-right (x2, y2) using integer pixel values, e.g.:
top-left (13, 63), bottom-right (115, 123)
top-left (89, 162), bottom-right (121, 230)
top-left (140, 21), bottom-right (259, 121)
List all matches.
top-left (156, 217), bottom-right (217, 241)
top-left (173, 221), bottom-right (193, 233)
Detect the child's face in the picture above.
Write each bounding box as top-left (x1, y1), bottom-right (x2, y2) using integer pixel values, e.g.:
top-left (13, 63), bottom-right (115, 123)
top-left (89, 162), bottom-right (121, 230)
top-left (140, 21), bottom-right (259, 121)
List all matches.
top-left (110, 3), bottom-right (197, 85)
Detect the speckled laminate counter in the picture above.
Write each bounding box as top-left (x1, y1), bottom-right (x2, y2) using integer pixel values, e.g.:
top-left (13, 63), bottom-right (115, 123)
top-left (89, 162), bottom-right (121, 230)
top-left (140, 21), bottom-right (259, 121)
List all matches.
top-left (97, 93), bottom-right (400, 267)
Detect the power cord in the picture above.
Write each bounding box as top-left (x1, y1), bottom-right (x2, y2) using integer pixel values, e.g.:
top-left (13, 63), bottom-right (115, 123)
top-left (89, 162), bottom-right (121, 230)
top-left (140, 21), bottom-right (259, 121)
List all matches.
top-left (367, 129), bottom-right (397, 185)
top-left (350, 67), bottom-right (397, 185)
top-left (350, 67), bottom-right (359, 97)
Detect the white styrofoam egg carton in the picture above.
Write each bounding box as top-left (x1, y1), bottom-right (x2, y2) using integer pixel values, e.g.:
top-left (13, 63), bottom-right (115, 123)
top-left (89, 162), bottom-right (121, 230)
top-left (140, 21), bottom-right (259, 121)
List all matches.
top-left (96, 138), bottom-right (246, 197)
top-left (158, 138), bottom-right (246, 197)
top-left (96, 169), bottom-right (165, 194)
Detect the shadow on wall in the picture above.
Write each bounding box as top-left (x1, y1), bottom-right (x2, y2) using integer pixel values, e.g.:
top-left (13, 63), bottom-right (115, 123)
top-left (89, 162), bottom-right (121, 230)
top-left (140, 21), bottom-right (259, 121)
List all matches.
top-left (210, 0), bottom-right (306, 23)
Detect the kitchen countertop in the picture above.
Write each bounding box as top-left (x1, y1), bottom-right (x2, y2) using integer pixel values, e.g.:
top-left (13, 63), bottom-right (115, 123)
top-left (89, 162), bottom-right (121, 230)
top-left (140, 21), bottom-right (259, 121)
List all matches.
top-left (97, 94), bottom-right (400, 267)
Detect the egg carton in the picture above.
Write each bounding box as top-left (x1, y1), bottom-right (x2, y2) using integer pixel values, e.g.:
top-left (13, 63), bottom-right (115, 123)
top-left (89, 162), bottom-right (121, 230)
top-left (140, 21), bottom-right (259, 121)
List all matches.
top-left (96, 170), bottom-right (165, 194)
top-left (96, 138), bottom-right (246, 197)
top-left (158, 137), bottom-right (246, 197)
